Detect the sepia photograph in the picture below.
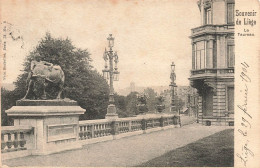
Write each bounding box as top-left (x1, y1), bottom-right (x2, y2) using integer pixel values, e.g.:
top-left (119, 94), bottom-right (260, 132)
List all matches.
top-left (0, 0), bottom-right (259, 167)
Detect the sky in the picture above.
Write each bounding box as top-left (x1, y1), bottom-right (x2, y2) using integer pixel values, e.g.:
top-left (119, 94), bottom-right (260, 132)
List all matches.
top-left (1, 0), bottom-right (201, 90)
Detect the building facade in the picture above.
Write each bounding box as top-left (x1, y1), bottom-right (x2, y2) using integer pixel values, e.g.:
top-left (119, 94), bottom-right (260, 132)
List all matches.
top-left (189, 0), bottom-right (235, 126)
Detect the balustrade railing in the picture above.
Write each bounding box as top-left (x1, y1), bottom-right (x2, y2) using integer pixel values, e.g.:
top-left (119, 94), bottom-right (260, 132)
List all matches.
top-left (191, 24), bottom-right (234, 35)
top-left (191, 68), bottom-right (234, 76)
top-left (118, 121), bottom-right (130, 133)
top-left (131, 120), bottom-right (142, 131)
top-left (1, 126), bottom-right (34, 153)
top-left (79, 119), bottom-right (112, 140)
top-left (78, 114), bottom-right (177, 141)
top-left (1, 114), bottom-right (183, 159)
top-left (218, 68), bottom-right (234, 74)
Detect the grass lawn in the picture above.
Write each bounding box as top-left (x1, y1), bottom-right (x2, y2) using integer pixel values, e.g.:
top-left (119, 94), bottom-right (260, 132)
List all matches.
top-left (138, 129), bottom-right (234, 167)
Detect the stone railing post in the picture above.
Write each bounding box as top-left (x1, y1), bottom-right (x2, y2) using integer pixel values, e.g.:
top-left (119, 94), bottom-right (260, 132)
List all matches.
top-left (90, 125), bottom-right (94, 138)
top-left (160, 116), bottom-right (164, 127)
top-left (141, 119), bottom-right (147, 132)
top-left (173, 115), bottom-right (181, 128)
top-left (128, 120), bottom-right (132, 132)
top-left (173, 116), bottom-right (177, 125)
top-left (111, 120), bottom-right (119, 136)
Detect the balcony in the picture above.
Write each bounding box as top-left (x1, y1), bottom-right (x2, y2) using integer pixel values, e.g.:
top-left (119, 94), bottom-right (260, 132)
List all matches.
top-left (191, 24), bottom-right (234, 38)
top-left (190, 68), bottom-right (234, 80)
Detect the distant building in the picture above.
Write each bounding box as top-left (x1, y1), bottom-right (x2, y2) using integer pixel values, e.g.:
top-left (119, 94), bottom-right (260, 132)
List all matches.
top-left (189, 0), bottom-right (234, 126)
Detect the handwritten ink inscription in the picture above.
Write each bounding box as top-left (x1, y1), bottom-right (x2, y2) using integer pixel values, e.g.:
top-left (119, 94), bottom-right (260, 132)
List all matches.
top-left (236, 62), bottom-right (254, 167)
top-left (1, 21), bottom-right (25, 80)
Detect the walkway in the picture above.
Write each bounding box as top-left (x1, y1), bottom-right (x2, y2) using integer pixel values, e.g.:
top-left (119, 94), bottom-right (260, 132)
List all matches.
top-left (2, 123), bottom-right (232, 167)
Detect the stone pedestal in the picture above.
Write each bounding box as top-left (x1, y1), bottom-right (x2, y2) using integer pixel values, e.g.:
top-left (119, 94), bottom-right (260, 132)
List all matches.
top-left (170, 105), bottom-right (176, 113)
top-left (6, 99), bottom-right (85, 155)
top-left (106, 104), bottom-right (118, 119)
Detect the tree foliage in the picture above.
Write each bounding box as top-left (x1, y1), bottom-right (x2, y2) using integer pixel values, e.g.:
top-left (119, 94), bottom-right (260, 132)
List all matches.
top-left (125, 91), bottom-right (139, 116)
top-left (144, 88), bottom-right (157, 112)
top-left (1, 88), bottom-right (14, 126)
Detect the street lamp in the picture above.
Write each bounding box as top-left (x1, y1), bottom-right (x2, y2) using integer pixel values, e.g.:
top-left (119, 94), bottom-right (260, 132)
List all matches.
top-left (107, 34), bottom-right (114, 48)
top-left (169, 62), bottom-right (177, 113)
top-left (169, 61), bottom-right (180, 126)
top-left (171, 62), bottom-right (175, 71)
top-left (102, 34), bottom-right (120, 119)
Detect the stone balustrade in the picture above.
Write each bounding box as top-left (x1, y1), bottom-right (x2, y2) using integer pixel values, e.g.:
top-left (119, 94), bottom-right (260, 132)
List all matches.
top-left (2, 113), bottom-right (185, 160)
top-left (191, 24), bottom-right (234, 37)
top-left (2, 98), bottom-right (194, 162)
top-left (131, 120), bottom-right (142, 131)
top-left (1, 126), bottom-right (35, 160)
top-left (79, 119), bottom-right (112, 140)
top-left (1, 126), bottom-right (34, 153)
top-left (78, 113), bottom-right (179, 144)
top-left (191, 68), bottom-right (234, 76)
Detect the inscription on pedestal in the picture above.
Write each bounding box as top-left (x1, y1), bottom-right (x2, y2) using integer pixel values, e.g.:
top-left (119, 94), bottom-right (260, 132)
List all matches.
top-left (47, 124), bottom-right (77, 142)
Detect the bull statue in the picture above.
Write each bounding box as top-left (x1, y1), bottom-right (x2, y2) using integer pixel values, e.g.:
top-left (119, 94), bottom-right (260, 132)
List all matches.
top-left (22, 60), bottom-right (65, 100)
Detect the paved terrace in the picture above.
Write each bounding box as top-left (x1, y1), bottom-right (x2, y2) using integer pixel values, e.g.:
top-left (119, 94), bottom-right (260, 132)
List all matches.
top-left (2, 123), bottom-right (231, 167)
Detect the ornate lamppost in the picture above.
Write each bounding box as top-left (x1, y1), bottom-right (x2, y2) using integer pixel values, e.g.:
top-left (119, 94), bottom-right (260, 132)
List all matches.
top-left (169, 62), bottom-right (180, 126)
top-left (169, 62), bottom-right (177, 113)
top-left (102, 34), bottom-right (120, 119)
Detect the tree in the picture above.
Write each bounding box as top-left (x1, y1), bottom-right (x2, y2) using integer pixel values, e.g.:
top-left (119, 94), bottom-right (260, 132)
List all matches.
top-left (125, 92), bottom-right (139, 115)
top-left (144, 88), bottom-right (157, 112)
top-left (1, 88), bottom-right (14, 126)
top-left (114, 93), bottom-right (127, 118)
top-left (2, 33), bottom-right (110, 124)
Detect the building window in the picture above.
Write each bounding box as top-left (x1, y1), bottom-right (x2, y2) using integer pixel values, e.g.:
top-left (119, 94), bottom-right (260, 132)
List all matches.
top-left (227, 87), bottom-right (234, 112)
top-left (194, 41), bottom-right (206, 69)
top-left (213, 40), bottom-right (217, 68)
top-left (205, 8), bottom-right (212, 24)
top-left (227, 3), bottom-right (235, 24)
top-left (206, 40), bottom-right (213, 68)
top-left (192, 44), bottom-right (195, 70)
top-left (227, 45), bottom-right (235, 67)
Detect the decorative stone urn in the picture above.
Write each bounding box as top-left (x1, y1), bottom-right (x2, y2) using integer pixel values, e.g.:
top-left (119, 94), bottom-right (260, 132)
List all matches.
top-left (137, 94), bottom-right (148, 114)
top-left (137, 104), bottom-right (148, 114)
top-left (156, 96), bottom-right (165, 113)
top-left (156, 105), bottom-right (165, 113)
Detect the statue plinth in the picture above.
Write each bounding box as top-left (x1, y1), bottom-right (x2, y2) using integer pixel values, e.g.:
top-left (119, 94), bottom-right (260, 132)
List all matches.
top-left (16, 99), bottom-right (78, 106)
top-left (170, 105), bottom-right (177, 113)
top-left (106, 104), bottom-right (118, 119)
top-left (6, 99), bottom-right (85, 155)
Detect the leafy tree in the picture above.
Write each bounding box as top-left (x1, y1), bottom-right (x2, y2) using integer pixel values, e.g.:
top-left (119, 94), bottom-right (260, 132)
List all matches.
top-left (1, 88), bottom-right (14, 126)
top-left (144, 88), bottom-right (157, 112)
top-left (125, 92), bottom-right (139, 115)
top-left (114, 94), bottom-right (127, 118)
top-left (2, 33), bottom-right (110, 124)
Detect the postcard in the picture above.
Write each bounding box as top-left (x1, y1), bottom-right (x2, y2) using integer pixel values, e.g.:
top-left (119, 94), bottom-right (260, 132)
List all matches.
top-left (1, 0), bottom-right (259, 167)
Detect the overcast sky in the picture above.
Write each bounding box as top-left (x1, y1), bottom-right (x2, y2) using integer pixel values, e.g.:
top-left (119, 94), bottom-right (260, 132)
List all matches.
top-left (1, 0), bottom-right (200, 90)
